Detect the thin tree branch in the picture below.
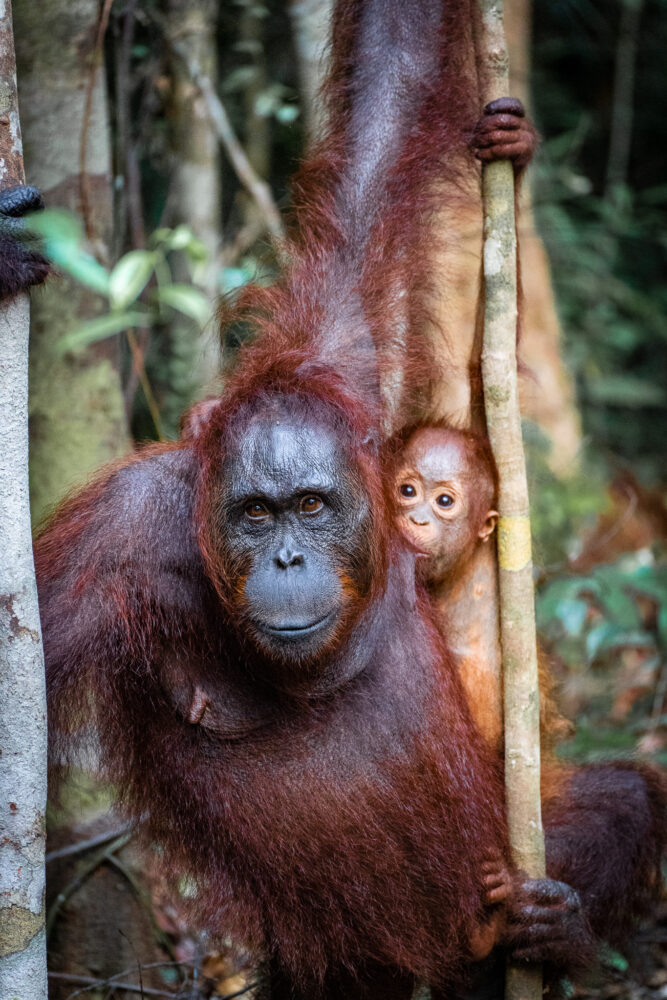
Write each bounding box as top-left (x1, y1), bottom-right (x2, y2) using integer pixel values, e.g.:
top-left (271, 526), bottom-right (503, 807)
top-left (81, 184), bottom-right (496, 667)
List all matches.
top-left (61, 962), bottom-right (191, 1000)
top-left (605, 0), bottom-right (643, 196)
top-left (475, 4), bottom-right (545, 1000)
top-left (45, 832), bottom-right (132, 940)
top-left (126, 327), bottom-right (165, 441)
top-left (80, 0), bottom-right (115, 247)
top-left (170, 40), bottom-right (285, 243)
top-left (46, 823), bottom-right (134, 863)
top-left (50, 969), bottom-right (258, 1000)
top-left (48, 972), bottom-right (175, 998)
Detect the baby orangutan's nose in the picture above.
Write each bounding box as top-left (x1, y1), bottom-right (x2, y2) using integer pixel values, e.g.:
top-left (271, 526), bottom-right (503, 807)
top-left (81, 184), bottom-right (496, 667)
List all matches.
top-left (409, 513), bottom-right (430, 527)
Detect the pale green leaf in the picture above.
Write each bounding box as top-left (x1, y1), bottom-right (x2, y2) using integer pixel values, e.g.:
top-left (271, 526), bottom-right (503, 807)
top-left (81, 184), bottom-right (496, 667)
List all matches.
top-left (155, 284), bottom-right (210, 327)
top-left (56, 250), bottom-right (111, 295)
top-left (26, 207), bottom-right (82, 245)
top-left (276, 104), bottom-right (300, 124)
top-left (27, 209), bottom-right (110, 294)
top-left (58, 310), bottom-right (149, 352)
top-left (109, 250), bottom-right (156, 309)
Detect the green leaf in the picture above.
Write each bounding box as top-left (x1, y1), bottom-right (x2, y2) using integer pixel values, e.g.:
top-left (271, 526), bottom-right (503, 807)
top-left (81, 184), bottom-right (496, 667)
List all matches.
top-left (630, 565), bottom-right (667, 604)
top-left (164, 225), bottom-right (194, 251)
top-left (57, 251), bottom-right (111, 295)
top-left (26, 208), bottom-right (112, 294)
top-left (154, 284), bottom-right (210, 327)
top-left (26, 207), bottom-right (82, 245)
top-left (222, 65), bottom-right (258, 94)
top-left (150, 227), bottom-right (174, 247)
top-left (554, 598), bottom-right (589, 637)
top-left (109, 250), bottom-right (156, 309)
top-left (150, 225), bottom-right (208, 264)
top-left (598, 943), bottom-right (629, 973)
top-left (585, 622), bottom-right (655, 663)
top-left (658, 605), bottom-right (667, 652)
top-left (586, 374), bottom-right (666, 408)
top-left (233, 39), bottom-right (262, 56)
top-left (220, 266), bottom-right (252, 293)
top-left (58, 310), bottom-right (149, 352)
top-left (592, 572), bottom-right (642, 629)
top-left (276, 104), bottom-right (300, 124)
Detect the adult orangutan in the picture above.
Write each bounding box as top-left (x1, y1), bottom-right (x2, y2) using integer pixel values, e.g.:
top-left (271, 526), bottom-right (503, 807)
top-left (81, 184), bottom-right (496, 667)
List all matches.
top-left (7, 0), bottom-right (662, 997)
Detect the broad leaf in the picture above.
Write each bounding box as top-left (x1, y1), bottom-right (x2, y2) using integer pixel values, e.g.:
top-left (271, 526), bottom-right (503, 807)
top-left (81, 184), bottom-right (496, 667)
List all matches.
top-left (109, 250), bottom-right (156, 309)
top-left (58, 310), bottom-right (149, 352)
top-left (155, 284), bottom-right (210, 327)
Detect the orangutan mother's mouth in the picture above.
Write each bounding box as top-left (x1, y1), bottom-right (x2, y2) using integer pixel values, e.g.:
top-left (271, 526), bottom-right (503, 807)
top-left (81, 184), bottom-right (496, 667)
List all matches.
top-left (259, 612), bottom-right (334, 639)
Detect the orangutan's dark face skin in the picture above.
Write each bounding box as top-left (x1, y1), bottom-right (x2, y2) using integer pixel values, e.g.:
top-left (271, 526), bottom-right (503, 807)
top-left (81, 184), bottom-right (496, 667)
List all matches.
top-left (221, 416), bottom-right (372, 665)
top-left (393, 428), bottom-right (497, 586)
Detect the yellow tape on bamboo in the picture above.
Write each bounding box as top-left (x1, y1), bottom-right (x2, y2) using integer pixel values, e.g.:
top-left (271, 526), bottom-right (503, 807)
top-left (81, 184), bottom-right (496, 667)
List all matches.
top-left (497, 515), bottom-right (532, 571)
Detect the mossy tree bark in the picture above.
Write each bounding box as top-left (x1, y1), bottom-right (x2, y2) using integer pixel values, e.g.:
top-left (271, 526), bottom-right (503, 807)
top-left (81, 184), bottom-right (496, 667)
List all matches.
top-left (12, 4), bottom-right (161, 989)
top-left (477, 3), bottom-right (545, 1000)
top-left (165, 0), bottom-right (222, 412)
top-left (0, 4), bottom-right (47, 996)
top-left (14, 0), bottom-right (129, 525)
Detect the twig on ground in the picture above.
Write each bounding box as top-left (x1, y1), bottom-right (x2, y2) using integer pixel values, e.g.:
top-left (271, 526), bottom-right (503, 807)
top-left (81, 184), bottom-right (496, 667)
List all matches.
top-left (46, 823), bottom-right (133, 863)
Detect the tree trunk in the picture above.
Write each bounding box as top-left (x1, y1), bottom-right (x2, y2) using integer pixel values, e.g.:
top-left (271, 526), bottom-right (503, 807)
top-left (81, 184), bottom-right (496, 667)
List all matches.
top-left (240, 4), bottom-right (271, 184)
top-left (165, 0), bottom-right (222, 411)
top-left (0, 5), bottom-right (48, 997)
top-left (14, 0), bottom-right (129, 525)
top-left (477, 4), bottom-right (545, 999)
top-left (288, 0), bottom-right (334, 137)
top-left (12, 3), bottom-right (162, 988)
top-left (505, 0), bottom-right (582, 475)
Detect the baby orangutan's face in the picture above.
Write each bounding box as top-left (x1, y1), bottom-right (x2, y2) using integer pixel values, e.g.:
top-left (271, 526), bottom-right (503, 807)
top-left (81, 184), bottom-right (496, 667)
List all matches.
top-left (393, 428), bottom-right (497, 586)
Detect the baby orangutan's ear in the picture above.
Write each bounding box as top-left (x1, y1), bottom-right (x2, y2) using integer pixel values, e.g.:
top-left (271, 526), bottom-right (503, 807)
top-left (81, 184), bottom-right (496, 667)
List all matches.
top-left (479, 511), bottom-right (498, 542)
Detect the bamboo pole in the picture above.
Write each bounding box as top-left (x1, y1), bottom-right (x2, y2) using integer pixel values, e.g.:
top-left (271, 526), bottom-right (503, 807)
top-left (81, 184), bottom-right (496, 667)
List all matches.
top-left (476, 4), bottom-right (546, 1000)
top-left (0, 3), bottom-right (48, 998)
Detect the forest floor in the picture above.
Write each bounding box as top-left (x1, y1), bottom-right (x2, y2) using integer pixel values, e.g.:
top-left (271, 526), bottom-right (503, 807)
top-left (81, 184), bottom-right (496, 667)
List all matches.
top-left (574, 903), bottom-right (667, 1000)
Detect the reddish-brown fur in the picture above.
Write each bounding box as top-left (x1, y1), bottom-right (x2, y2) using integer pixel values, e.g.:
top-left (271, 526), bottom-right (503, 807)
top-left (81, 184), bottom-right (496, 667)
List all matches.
top-left (36, 2), bottom-right (663, 997)
top-left (38, 446), bottom-right (509, 993)
top-left (37, 5), bottom-right (511, 993)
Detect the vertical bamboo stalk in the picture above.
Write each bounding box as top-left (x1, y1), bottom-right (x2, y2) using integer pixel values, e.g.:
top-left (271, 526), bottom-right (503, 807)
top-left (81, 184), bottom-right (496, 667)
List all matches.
top-left (476, 3), bottom-right (545, 1000)
top-left (0, 3), bottom-right (48, 997)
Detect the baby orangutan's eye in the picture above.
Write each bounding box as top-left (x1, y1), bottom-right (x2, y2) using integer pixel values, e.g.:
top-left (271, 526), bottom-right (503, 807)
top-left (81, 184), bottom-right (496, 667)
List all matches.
top-left (245, 501), bottom-right (271, 521)
top-left (436, 493), bottom-right (454, 509)
top-left (399, 483), bottom-right (416, 498)
top-left (299, 495), bottom-right (323, 515)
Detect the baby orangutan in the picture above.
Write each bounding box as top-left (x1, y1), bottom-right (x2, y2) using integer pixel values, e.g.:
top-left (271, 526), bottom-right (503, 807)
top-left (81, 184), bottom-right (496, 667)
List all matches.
top-left (394, 426), bottom-right (498, 584)
top-left (392, 426), bottom-right (666, 990)
top-left (392, 424), bottom-right (570, 750)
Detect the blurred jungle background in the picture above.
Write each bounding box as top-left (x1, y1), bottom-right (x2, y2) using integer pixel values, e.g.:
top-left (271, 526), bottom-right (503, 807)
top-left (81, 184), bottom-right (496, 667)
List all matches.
top-left (16, 0), bottom-right (666, 996)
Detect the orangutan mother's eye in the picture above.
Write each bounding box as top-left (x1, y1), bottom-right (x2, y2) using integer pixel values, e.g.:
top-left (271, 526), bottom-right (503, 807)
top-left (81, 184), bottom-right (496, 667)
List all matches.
top-left (299, 495), bottom-right (324, 515)
top-left (245, 501), bottom-right (271, 521)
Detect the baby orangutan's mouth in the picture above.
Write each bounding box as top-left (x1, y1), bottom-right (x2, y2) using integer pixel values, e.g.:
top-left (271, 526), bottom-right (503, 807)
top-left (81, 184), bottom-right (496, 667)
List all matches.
top-left (398, 520), bottom-right (435, 556)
